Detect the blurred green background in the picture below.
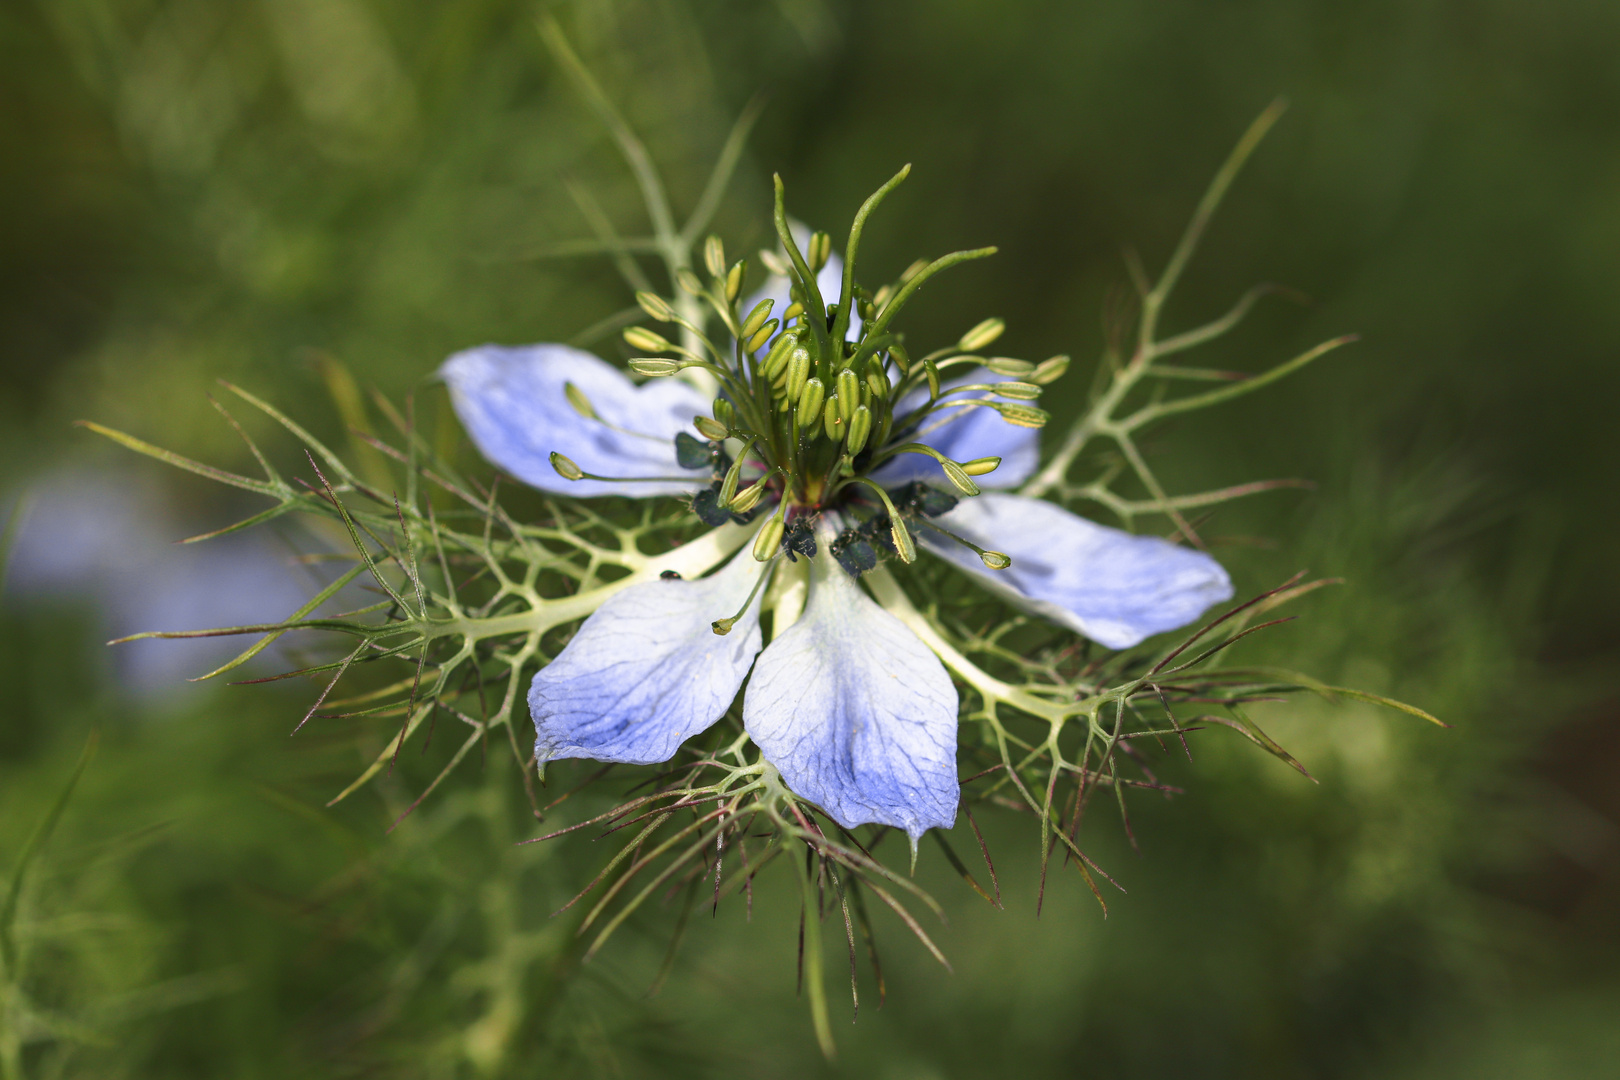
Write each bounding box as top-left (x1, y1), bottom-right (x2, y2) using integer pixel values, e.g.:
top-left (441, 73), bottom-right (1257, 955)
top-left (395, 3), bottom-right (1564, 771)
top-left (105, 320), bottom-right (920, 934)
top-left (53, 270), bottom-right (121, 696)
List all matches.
top-left (3, 0), bottom-right (1618, 1076)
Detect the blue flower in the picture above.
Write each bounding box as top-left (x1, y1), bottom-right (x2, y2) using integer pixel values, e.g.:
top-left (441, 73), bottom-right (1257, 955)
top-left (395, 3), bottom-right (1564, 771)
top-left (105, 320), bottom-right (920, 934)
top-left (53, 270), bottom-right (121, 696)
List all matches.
top-left (440, 257), bottom-right (1232, 841)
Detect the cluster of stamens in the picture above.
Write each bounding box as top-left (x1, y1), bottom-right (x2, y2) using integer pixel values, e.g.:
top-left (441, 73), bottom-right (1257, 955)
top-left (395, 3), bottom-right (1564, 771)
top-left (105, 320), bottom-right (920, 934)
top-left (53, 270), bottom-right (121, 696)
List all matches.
top-left (553, 168), bottom-right (1071, 576)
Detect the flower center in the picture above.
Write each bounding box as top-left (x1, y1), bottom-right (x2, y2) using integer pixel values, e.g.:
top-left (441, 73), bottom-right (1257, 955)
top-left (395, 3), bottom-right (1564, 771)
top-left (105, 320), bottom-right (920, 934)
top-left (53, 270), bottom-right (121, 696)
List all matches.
top-left (609, 171), bottom-right (1055, 570)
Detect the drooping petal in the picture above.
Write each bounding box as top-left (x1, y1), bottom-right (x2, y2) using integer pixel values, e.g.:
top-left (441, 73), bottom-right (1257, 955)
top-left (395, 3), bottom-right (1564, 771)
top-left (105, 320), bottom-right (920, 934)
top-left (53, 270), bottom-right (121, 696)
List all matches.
top-left (529, 548), bottom-right (768, 765)
top-left (873, 368), bottom-right (1040, 489)
top-left (441, 343), bottom-right (710, 498)
top-left (744, 537), bottom-right (959, 840)
top-left (923, 492), bottom-right (1234, 649)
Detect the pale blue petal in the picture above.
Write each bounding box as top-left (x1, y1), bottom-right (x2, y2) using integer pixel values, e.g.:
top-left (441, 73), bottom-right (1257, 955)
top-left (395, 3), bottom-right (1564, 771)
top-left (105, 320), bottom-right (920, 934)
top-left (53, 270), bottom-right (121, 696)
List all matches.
top-left (529, 548), bottom-right (768, 765)
top-left (923, 493), bottom-right (1234, 649)
top-left (744, 540), bottom-right (959, 840)
top-left (872, 368), bottom-right (1040, 489)
top-left (441, 343), bottom-right (710, 498)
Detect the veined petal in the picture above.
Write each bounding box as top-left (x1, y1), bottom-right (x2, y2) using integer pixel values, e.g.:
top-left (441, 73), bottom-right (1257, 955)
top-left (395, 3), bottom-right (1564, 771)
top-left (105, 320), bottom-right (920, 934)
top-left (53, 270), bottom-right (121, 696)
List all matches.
top-left (529, 548), bottom-right (768, 765)
top-left (441, 343), bottom-right (710, 498)
top-left (924, 493), bottom-right (1233, 649)
top-left (874, 368), bottom-right (1040, 489)
top-left (744, 534), bottom-right (959, 840)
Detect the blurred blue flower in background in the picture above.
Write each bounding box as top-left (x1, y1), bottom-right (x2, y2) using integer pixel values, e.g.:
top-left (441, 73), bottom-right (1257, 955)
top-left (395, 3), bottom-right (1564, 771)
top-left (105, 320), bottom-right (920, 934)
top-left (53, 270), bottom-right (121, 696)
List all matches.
top-left (4, 471), bottom-right (325, 698)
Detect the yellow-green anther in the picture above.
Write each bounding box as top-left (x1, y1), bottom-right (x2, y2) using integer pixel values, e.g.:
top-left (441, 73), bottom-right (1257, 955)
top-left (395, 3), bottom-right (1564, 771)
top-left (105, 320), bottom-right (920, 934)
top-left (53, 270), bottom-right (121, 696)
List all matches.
top-left (890, 518), bottom-right (916, 564)
top-left (796, 377), bottom-right (825, 429)
top-left (564, 382), bottom-right (594, 420)
top-left (808, 231), bottom-right (831, 273)
top-left (924, 357), bottom-right (941, 399)
top-left (752, 513), bottom-right (785, 562)
top-left (890, 343), bottom-right (912, 374)
top-left (695, 415), bottom-right (728, 439)
top-left (729, 480), bottom-right (767, 513)
top-left (913, 512), bottom-right (1010, 571)
top-left (630, 358), bottom-right (681, 376)
top-left (847, 405), bottom-right (872, 454)
top-left (744, 319), bottom-right (779, 354)
top-left (740, 298), bottom-right (775, 340)
top-left (872, 283), bottom-right (894, 312)
top-left (782, 301), bottom-right (804, 323)
top-left (704, 235), bottom-right (726, 278)
top-left (623, 326), bottom-right (670, 352)
top-left (785, 347), bottom-right (811, 400)
top-left (759, 248), bottom-right (789, 276)
top-left (892, 443), bottom-right (978, 492)
top-left (836, 370), bottom-right (859, 420)
top-left (899, 257), bottom-right (928, 284)
top-left (958, 317), bottom-right (1005, 352)
top-left (713, 398), bottom-right (735, 427)
top-left (676, 268), bottom-right (705, 296)
top-left (549, 452), bottom-right (583, 481)
top-left (995, 403), bottom-right (1050, 428)
top-left (719, 455), bottom-right (746, 505)
top-left (725, 261), bottom-right (745, 302)
top-left (1032, 354), bottom-right (1070, 384)
top-left (960, 456), bottom-right (1001, 476)
top-left (822, 400), bottom-right (842, 440)
top-left (994, 381), bottom-right (1043, 400)
top-left (636, 291), bottom-right (675, 322)
top-left (764, 332), bottom-right (800, 379)
top-left (940, 460), bottom-right (981, 497)
top-left (986, 356), bottom-right (1035, 377)
top-left (866, 370), bottom-right (889, 399)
